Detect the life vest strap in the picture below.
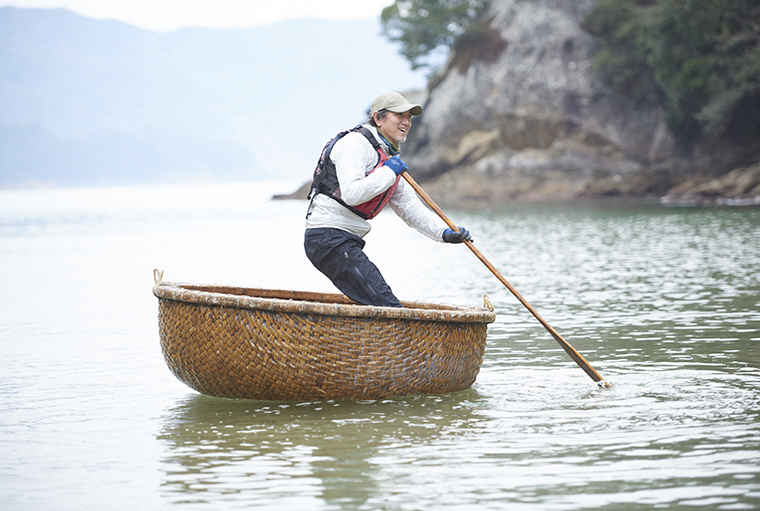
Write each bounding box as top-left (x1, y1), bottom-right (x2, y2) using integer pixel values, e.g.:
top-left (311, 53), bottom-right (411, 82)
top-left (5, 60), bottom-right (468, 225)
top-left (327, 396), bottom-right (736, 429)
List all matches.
top-left (308, 126), bottom-right (397, 220)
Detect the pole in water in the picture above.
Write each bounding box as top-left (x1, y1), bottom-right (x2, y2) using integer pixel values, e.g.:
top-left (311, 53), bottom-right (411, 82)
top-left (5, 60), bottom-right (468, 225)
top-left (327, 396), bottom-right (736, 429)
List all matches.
top-left (401, 171), bottom-right (611, 388)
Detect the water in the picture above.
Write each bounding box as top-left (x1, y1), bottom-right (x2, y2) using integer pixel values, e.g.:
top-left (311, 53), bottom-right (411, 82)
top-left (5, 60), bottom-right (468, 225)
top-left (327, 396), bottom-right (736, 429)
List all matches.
top-left (1, 182), bottom-right (759, 510)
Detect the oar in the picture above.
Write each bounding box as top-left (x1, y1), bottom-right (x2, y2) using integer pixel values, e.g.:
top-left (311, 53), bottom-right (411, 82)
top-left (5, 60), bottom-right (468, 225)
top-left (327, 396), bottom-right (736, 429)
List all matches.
top-left (401, 171), bottom-right (611, 388)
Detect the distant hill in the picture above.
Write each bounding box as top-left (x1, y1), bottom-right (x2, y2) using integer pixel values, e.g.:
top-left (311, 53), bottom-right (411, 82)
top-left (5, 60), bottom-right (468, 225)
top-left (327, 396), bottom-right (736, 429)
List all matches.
top-left (0, 7), bottom-right (426, 187)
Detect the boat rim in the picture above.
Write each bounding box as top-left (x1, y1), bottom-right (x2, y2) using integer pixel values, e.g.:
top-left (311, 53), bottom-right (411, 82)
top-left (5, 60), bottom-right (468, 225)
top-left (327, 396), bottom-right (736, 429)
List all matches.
top-left (153, 280), bottom-right (496, 324)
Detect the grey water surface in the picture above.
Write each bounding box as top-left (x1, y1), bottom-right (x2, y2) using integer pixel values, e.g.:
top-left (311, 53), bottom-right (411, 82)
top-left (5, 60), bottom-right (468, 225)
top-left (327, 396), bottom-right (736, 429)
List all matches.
top-left (1, 182), bottom-right (758, 510)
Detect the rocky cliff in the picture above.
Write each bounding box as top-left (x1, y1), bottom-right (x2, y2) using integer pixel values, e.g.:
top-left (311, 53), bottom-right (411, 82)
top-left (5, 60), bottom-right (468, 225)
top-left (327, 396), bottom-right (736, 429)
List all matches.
top-left (403, 0), bottom-right (760, 204)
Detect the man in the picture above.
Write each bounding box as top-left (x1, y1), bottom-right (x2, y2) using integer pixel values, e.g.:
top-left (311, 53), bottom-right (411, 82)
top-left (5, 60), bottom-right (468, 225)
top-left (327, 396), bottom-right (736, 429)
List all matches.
top-left (304, 91), bottom-right (471, 307)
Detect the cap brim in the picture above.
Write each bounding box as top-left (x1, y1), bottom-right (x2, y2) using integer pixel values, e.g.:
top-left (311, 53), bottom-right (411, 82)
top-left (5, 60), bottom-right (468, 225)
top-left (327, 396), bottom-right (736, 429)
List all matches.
top-left (387, 103), bottom-right (423, 116)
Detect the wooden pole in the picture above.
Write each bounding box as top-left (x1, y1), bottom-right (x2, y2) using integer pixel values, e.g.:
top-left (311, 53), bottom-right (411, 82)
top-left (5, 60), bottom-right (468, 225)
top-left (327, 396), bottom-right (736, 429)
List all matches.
top-left (402, 171), bottom-right (611, 387)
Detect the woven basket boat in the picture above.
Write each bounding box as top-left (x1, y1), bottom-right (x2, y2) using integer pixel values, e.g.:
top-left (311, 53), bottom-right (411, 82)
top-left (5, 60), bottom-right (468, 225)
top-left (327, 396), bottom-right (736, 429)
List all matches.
top-left (153, 271), bottom-right (496, 401)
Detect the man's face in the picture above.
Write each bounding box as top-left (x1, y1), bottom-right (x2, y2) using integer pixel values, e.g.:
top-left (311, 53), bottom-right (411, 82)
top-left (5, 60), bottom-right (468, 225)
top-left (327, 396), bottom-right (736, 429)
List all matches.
top-left (374, 110), bottom-right (413, 145)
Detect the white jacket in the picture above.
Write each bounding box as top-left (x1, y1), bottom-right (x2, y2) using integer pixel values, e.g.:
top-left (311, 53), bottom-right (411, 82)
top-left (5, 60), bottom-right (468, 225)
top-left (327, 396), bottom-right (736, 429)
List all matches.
top-left (305, 124), bottom-right (448, 241)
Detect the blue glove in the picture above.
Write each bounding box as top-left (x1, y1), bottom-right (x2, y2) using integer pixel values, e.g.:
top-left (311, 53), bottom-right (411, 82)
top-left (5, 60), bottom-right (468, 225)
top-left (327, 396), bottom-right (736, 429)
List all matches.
top-left (383, 155), bottom-right (407, 176)
top-left (443, 226), bottom-right (472, 244)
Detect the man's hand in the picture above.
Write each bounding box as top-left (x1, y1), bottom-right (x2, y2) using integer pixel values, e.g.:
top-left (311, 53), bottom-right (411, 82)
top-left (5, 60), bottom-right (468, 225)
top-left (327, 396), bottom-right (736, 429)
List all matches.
top-left (443, 226), bottom-right (473, 243)
top-left (383, 156), bottom-right (407, 176)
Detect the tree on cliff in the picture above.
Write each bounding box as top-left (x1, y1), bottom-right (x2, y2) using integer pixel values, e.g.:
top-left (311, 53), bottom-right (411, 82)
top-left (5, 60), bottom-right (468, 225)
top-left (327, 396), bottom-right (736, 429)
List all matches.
top-left (583, 0), bottom-right (760, 147)
top-left (380, 0), bottom-right (491, 70)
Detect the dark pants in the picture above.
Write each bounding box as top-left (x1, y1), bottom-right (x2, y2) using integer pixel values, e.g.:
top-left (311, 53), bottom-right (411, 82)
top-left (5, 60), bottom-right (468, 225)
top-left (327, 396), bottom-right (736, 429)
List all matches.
top-left (304, 228), bottom-right (403, 308)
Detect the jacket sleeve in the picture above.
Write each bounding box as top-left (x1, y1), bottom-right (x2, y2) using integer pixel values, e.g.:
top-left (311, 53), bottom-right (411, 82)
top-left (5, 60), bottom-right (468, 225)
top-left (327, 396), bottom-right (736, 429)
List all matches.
top-left (388, 178), bottom-right (449, 242)
top-left (331, 132), bottom-right (397, 206)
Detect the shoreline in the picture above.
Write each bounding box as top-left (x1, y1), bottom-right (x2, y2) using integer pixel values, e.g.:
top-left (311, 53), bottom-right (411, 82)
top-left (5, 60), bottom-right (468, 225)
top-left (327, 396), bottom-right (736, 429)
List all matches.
top-left (272, 162), bottom-right (760, 207)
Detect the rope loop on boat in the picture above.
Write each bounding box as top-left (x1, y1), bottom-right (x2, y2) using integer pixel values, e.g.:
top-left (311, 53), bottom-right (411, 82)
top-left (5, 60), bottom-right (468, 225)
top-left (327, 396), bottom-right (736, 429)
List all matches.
top-left (483, 293), bottom-right (494, 312)
top-left (154, 269), bottom-right (164, 285)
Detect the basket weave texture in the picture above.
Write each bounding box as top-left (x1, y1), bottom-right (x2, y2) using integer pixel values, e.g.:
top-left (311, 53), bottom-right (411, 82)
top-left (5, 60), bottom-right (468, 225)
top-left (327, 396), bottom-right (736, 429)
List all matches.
top-left (154, 281), bottom-right (495, 401)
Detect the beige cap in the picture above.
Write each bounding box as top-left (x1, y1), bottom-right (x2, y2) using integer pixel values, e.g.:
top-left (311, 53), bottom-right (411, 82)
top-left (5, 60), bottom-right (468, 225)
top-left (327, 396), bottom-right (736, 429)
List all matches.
top-left (370, 92), bottom-right (423, 116)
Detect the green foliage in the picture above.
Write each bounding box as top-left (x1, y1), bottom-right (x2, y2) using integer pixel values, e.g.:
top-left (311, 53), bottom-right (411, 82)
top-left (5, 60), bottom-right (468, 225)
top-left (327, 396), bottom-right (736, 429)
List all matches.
top-left (583, 0), bottom-right (760, 144)
top-left (381, 0), bottom-right (491, 70)
top-left (581, 0), bottom-right (658, 103)
top-left (449, 19), bottom-right (508, 72)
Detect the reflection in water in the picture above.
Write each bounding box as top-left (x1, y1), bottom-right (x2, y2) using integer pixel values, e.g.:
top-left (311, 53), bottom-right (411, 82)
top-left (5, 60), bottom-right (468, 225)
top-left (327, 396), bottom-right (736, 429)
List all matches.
top-left (157, 364), bottom-right (760, 509)
top-left (158, 391), bottom-right (484, 509)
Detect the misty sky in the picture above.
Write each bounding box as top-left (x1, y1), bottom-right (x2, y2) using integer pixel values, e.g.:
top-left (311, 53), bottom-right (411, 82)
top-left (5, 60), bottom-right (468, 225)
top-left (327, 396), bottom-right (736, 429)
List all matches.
top-left (0, 0), bottom-right (394, 31)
